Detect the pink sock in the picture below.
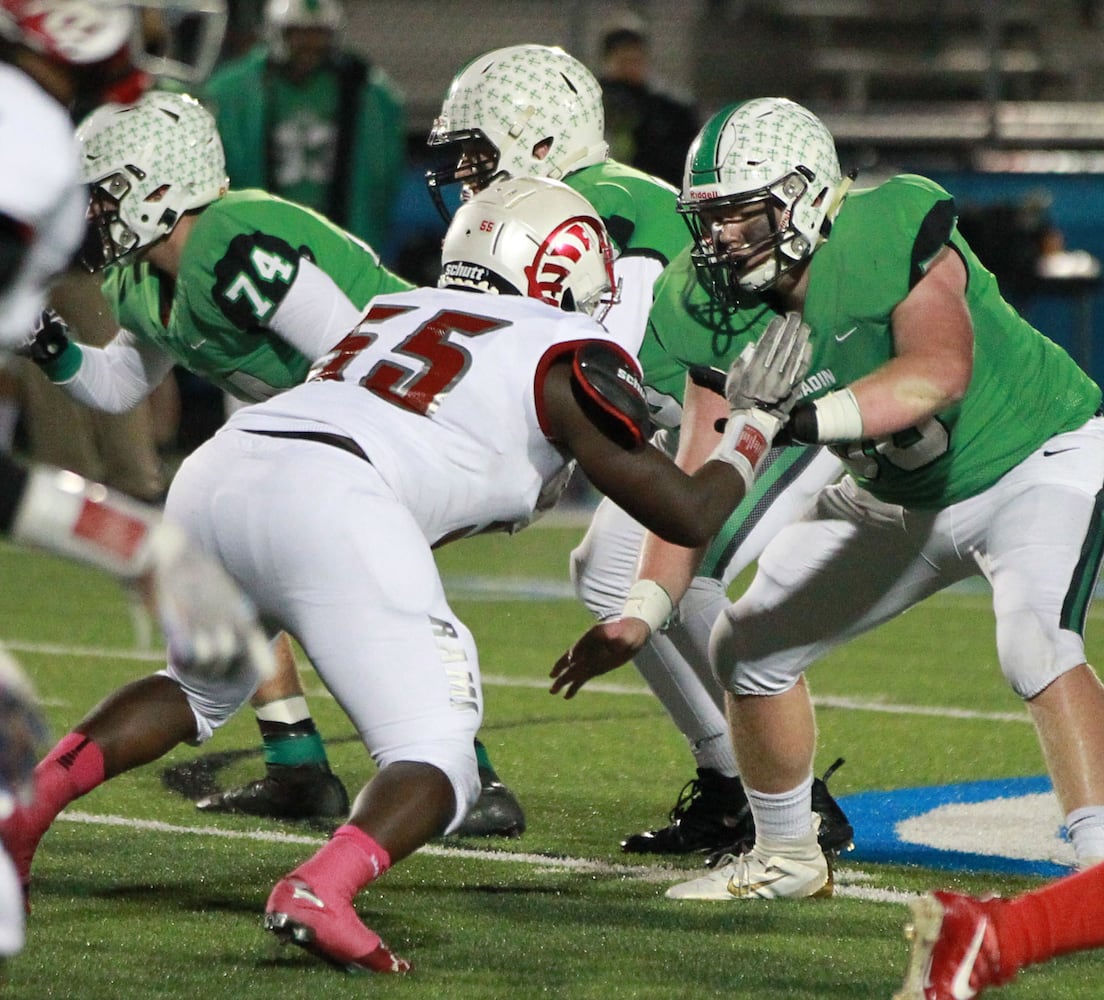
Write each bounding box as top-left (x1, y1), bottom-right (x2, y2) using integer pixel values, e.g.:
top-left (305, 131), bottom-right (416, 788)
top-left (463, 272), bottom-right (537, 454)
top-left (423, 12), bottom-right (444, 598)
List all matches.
top-left (29, 732), bottom-right (105, 826)
top-left (289, 825), bottom-right (391, 901)
top-left (1, 732), bottom-right (105, 881)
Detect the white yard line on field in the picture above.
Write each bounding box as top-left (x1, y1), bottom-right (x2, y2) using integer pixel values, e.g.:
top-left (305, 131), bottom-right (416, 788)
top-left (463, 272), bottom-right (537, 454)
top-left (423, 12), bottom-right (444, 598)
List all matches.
top-left (56, 810), bottom-right (912, 904)
top-left (2, 636), bottom-right (1032, 723)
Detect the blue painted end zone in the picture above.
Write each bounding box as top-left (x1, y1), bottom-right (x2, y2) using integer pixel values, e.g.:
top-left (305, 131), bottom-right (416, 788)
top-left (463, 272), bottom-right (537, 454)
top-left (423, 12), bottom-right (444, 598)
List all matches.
top-left (837, 776), bottom-right (1076, 878)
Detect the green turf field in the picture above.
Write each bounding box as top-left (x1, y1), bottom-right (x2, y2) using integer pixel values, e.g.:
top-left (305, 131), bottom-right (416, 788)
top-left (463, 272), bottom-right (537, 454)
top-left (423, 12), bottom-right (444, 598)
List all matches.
top-left (1, 518), bottom-right (1100, 999)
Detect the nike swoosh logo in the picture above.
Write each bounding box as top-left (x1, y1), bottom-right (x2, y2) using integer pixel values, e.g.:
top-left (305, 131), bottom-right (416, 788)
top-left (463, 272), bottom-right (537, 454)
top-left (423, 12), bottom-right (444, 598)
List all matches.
top-left (1043, 447), bottom-right (1077, 457)
top-left (835, 327), bottom-right (858, 343)
top-left (950, 916), bottom-right (989, 1000)
top-left (291, 884), bottom-right (326, 909)
top-left (726, 872), bottom-right (786, 897)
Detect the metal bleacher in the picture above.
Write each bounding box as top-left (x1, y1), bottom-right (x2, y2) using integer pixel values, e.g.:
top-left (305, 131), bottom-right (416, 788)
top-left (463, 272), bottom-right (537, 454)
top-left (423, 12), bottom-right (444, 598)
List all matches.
top-left (704, 0), bottom-right (1104, 160)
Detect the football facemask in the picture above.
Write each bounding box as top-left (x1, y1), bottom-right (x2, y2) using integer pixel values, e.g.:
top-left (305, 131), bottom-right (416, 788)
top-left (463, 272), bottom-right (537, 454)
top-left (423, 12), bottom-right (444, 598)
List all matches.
top-left (680, 97), bottom-right (844, 299)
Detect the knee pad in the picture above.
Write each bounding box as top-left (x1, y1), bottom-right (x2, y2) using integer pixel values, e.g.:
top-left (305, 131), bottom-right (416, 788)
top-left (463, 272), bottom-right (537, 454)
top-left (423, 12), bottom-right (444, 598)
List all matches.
top-left (709, 607), bottom-right (804, 696)
top-left (996, 607), bottom-right (1084, 699)
top-left (709, 609), bottom-right (745, 692)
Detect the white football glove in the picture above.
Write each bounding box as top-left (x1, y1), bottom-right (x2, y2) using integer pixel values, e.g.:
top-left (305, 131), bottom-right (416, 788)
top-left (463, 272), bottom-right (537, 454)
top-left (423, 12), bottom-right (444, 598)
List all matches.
top-left (140, 521), bottom-right (275, 683)
top-left (9, 466), bottom-right (275, 684)
top-left (709, 311), bottom-right (812, 486)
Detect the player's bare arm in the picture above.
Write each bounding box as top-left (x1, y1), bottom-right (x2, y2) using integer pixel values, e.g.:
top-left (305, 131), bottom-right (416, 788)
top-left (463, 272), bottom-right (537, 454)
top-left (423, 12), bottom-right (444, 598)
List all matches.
top-left (550, 313), bottom-right (811, 698)
top-left (548, 376), bottom-right (727, 699)
top-left (540, 354), bottom-right (748, 549)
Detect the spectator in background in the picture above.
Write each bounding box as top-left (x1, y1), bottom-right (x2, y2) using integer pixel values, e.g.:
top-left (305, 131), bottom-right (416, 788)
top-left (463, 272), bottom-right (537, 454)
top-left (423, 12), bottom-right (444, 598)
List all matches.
top-left (598, 18), bottom-right (700, 188)
top-left (203, 0), bottom-right (406, 252)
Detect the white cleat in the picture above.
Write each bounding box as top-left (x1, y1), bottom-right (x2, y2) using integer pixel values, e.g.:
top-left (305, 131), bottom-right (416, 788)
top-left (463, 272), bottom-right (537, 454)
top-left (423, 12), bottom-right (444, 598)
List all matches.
top-left (665, 845), bottom-right (832, 900)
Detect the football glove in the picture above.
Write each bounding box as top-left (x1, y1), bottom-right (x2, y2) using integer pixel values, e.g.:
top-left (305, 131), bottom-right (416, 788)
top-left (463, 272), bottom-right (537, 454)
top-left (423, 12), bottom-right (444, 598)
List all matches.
top-left (139, 520), bottom-right (276, 683)
top-left (19, 309), bottom-right (72, 368)
top-left (707, 312), bottom-right (811, 485)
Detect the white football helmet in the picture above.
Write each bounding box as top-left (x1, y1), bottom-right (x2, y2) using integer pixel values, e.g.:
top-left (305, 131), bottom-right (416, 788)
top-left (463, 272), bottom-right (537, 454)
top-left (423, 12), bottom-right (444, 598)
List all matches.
top-left (264, 0), bottom-right (343, 59)
top-left (680, 97), bottom-right (844, 297)
top-left (439, 176), bottom-right (618, 321)
top-left (426, 44), bottom-right (608, 220)
top-left (77, 90), bottom-right (227, 269)
top-left (0, 0), bottom-right (227, 89)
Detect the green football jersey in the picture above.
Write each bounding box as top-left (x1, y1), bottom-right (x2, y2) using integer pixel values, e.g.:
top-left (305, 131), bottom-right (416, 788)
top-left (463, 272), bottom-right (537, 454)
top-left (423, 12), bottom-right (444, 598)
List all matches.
top-left (641, 245), bottom-right (774, 426)
top-left (564, 160), bottom-right (689, 266)
top-left (800, 174), bottom-right (1101, 509)
top-left (643, 245), bottom-right (824, 580)
top-left (266, 72), bottom-right (341, 212)
top-left (102, 189), bottom-right (413, 401)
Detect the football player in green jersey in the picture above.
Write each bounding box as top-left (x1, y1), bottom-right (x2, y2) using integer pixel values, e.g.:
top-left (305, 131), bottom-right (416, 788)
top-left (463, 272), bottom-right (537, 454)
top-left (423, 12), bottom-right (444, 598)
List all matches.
top-left (203, 0), bottom-right (405, 252)
top-left (428, 46), bottom-right (852, 857)
top-left (553, 96), bottom-right (1104, 901)
top-left (25, 90), bottom-right (523, 835)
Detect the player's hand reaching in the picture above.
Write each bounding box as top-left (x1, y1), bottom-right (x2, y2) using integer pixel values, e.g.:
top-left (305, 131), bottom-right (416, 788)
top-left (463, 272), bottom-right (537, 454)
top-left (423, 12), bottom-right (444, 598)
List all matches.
top-left (136, 521), bottom-right (275, 683)
top-left (703, 312), bottom-right (812, 485)
top-left (8, 464), bottom-right (274, 685)
top-left (724, 311), bottom-right (811, 431)
top-left (549, 617), bottom-right (651, 699)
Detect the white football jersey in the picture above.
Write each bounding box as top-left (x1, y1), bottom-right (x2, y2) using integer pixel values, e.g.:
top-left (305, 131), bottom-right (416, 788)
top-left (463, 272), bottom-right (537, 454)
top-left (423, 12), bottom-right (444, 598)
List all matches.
top-left (223, 286), bottom-right (641, 544)
top-left (0, 65), bottom-right (87, 348)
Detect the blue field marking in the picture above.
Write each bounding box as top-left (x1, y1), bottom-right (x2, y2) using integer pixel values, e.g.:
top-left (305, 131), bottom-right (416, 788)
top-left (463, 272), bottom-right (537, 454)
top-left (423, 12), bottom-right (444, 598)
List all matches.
top-left (838, 776), bottom-right (1078, 877)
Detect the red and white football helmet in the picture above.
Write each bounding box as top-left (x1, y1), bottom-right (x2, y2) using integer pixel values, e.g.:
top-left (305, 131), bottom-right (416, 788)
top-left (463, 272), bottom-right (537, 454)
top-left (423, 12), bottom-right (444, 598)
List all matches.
top-left (439, 176), bottom-right (618, 322)
top-left (0, 0), bottom-right (227, 102)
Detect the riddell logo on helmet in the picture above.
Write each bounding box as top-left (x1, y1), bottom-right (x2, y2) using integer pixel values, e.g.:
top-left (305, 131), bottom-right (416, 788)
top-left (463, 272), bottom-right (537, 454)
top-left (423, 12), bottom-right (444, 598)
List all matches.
top-left (526, 216), bottom-right (599, 307)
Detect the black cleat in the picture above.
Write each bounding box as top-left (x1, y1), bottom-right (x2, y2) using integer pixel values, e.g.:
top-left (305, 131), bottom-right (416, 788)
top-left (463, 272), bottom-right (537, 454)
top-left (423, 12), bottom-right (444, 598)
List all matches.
top-left (621, 768), bottom-right (753, 855)
top-left (196, 762), bottom-right (349, 820)
top-left (703, 757), bottom-right (855, 868)
top-left (450, 764), bottom-right (526, 838)
top-left (811, 757), bottom-right (854, 856)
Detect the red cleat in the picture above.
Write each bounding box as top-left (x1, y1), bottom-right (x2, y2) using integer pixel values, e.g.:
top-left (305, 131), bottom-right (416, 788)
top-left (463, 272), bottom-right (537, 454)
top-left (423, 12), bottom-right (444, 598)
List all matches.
top-left (894, 890), bottom-right (1013, 1000)
top-left (263, 876), bottom-right (411, 974)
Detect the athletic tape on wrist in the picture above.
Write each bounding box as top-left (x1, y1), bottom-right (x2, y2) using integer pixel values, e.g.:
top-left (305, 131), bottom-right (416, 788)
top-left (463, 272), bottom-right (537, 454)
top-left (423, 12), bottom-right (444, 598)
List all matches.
top-left (621, 579), bottom-right (674, 634)
top-left (10, 466), bottom-right (175, 579)
top-left (707, 409), bottom-right (780, 489)
top-left (812, 388), bottom-right (863, 443)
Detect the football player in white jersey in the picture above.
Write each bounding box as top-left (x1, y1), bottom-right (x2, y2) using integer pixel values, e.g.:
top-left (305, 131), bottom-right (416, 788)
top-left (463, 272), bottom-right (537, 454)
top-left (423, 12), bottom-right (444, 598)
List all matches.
top-left (0, 0), bottom-right (270, 963)
top-left (25, 90), bottom-right (524, 832)
top-left (427, 45), bottom-right (848, 858)
top-left (0, 175), bottom-right (811, 973)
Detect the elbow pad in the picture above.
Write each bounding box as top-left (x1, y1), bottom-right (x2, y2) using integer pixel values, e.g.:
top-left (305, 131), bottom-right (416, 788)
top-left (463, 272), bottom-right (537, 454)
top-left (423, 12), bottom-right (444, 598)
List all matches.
top-left (570, 342), bottom-right (652, 449)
